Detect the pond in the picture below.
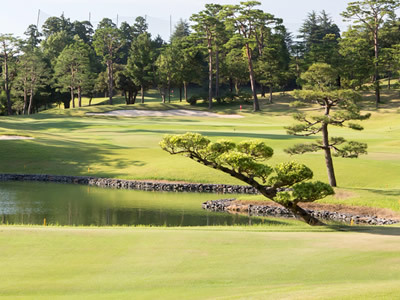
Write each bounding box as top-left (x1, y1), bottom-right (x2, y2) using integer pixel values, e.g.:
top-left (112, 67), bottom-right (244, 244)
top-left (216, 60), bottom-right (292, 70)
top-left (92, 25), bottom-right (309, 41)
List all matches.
top-left (0, 181), bottom-right (276, 227)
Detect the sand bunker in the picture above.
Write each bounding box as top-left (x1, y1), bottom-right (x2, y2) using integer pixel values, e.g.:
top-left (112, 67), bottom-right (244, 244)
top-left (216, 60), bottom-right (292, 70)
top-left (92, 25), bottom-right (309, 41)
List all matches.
top-left (0, 135), bottom-right (34, 140)
top-left (87, 109), bottom-right (244, 119)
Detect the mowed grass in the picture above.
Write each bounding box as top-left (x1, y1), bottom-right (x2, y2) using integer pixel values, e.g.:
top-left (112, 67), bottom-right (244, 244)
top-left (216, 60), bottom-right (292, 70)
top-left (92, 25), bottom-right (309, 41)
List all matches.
top-left (0, 90), bottom-right (399, 211)
top-left (1, 226), bottom-right (400, 299)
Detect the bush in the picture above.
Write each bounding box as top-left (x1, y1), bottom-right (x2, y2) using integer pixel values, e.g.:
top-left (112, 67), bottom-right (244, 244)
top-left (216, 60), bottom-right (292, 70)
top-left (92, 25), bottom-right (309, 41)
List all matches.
top-left (187, 95), bottom-right (198, 106)
top-left (237, 92), bottom-right (252, 102)
top-left (224, 92), bottom-right (237, 102)
top-left (215, 96), bottom-right (224, 104)
top-left (12, 99), bottom-right (25, 114)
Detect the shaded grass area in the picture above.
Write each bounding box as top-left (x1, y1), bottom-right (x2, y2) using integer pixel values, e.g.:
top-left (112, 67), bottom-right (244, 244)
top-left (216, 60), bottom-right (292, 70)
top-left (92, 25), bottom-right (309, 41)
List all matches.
top-left (1, 226), bottom-right (400, 299)
top-left (0, 90), bottom-right (399, 211)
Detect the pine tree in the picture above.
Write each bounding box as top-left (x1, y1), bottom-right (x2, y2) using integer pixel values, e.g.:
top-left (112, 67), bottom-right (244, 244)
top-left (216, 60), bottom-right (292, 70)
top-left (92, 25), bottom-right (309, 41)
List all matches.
top-left (285, 63), bottom-right (371, 187)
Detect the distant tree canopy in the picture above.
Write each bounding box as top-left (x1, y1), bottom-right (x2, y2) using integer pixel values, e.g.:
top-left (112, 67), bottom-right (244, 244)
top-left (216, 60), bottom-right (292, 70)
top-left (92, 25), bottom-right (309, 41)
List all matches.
top-left (0, 1), bottom-right (400, 115)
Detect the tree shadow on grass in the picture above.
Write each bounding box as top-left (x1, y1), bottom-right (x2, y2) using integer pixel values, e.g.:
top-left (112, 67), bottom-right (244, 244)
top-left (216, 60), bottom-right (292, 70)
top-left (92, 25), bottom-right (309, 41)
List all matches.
top-left (329, 225), bottom-right (400, 236)
top-left (117, 128), bottom-right (316, 141)
top-left (0, 118), bottom-right (97, 132)
top-left (0, 137), bottom-right (146, 178)
top-left (351, 188), bottom-right (400, 197)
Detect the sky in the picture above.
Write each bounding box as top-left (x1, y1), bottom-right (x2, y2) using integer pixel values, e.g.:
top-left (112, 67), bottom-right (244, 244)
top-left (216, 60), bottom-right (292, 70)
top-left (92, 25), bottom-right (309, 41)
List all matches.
top-left (0, 0), bottom-right (353, 40)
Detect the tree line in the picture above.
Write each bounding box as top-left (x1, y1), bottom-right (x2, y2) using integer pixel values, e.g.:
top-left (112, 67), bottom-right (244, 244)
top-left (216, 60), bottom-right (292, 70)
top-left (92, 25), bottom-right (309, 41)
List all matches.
top-left (1, 0), bottom-right (400, 115)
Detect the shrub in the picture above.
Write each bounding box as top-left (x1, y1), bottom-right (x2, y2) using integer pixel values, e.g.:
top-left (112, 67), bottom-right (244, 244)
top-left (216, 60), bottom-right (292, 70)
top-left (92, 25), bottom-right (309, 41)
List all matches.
top-left (187, 95), bottom-right (199, 106)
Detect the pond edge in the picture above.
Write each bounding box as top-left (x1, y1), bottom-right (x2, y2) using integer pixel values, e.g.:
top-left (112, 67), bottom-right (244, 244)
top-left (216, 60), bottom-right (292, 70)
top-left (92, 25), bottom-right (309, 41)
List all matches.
top-left (202, 199), bottom-right (400, 226)
top-left (0, 174), bottom-right (258, 194)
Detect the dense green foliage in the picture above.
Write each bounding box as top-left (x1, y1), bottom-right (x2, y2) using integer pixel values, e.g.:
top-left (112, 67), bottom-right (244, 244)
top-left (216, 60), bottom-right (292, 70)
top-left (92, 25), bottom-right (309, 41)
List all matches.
top-left (1, 1), bottom-right (400, 114)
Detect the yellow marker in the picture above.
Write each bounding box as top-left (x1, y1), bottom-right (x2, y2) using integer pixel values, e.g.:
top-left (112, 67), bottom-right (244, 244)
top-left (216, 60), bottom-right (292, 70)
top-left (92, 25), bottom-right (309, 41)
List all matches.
top-left (88, 167), bottom-right (90, 173)
top-left (43, 218), bottom-right (47, 226)
top-left (350, 219), bottom-right (354, 226)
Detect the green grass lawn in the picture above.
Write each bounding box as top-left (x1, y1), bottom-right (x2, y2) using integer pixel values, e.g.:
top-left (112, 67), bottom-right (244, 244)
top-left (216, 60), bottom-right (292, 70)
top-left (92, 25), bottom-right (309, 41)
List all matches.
top-left (1, 90), bottom-right (400, 299)
top-left (1, 225), bottom-right (400, 299)
top-left (0, 90), bottom-right (399, 211)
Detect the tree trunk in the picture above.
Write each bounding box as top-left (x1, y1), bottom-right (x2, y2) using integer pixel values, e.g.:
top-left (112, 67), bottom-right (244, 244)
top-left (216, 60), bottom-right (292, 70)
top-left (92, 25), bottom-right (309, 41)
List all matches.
top-left (78, 86), bottom-right (82, 107)
top-left (107, 61), bottom-right (113, 105)
top-left (168, 80), bottom-right (171, 103)
top-left (235, 80), bottom-right (239, 95)
top-left (179, 86), bottom-right (182, 102)
top-left (257, 187), bottom-right (324, 226)
top-left (133, 90), bottom-right (138, 104)
top-left (161, 87), bottom-right (166, 103)
top-left (374, 28), bottom-right (380, 107)
top-left (208, 41), bottom-right (213, 109)
top-left (322, 122), bottom-right (337, 187)
top-left (295, 56), bottom-right (301, 80)
top-left (71, 88), bottom-right (75, 108)
top-left (261, 85), bottom-right (266, 98)
top-left (141, 85), bottom-right (144, 103)
top-left (4, 56), bottom-right (12, 115)
top-left (388, 72), bottom-right (391, 90)
top-left (28, 89), bottom-right (34, 115)
top-left (269, 86), bottom-right (273, 104)
top-left (337, 76), bottom-right (341, 88)
top-left (89, 97), bottom-right (93, 106)
top-left (23, 85), bottom-right (28, 115)
top-left (184, 82), bottom-right (188, 102)
top-left (229, 77), bottom-right (233, 93)
top-left (128, 90), bottom-right (133, 104)
top-left (124, 91), bottom-right (128, 104)
top-left (245, 44), bottom-right (260, 112)
top-left (215, 48), bottom-right (220, 98)
top-left (285, 202), bottom-right (325, 226)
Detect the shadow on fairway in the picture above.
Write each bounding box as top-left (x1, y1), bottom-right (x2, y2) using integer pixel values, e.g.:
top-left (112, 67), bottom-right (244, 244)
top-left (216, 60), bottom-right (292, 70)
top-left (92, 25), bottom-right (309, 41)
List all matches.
top-left (354, 188), bottom-right (400, 197)
top-left (0, 117), bottom-right (96, 132)
top-left (330, 225), bottom-right (400, 236)
top-left (117, 128), bottom-right (315, 140)
top-left (0, 137), bottom-right (146, 178)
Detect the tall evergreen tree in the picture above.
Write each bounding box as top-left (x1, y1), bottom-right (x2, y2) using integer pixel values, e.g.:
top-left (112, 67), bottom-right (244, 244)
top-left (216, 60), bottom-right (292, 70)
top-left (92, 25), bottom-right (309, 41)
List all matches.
top-left (126, 33), bottom-right (155, 103)
top-left (170, 19), bottom-right (191, 42)
top-left (54, 37), bottom-right (93, 108)
top-left (93, 24), bottom-right (124, 105)
top-left (0, 34), bottom-right (20, 115)
top-left (285, 63), bottom-right (370, 187)
top-left (342, 0), bottom-right (400, 106)
top-left (223, 1), bottom-right (279, 111)
top-left (191, 4), bottom-right (225, 109)
top-left (24, 25), bottom-right (42, 50)
top-left (14, 49), bottom-right (48, 115)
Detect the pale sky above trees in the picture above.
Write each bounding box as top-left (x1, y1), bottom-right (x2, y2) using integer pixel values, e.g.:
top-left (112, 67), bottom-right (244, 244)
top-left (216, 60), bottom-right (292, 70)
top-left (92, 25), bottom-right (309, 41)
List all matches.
top-left (2, 0), bottom-right (351, 40)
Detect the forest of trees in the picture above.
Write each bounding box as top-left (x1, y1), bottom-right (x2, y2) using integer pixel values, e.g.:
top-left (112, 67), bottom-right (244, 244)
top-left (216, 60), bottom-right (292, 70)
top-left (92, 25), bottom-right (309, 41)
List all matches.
top-left (1, 0), bottom-right (400, 115)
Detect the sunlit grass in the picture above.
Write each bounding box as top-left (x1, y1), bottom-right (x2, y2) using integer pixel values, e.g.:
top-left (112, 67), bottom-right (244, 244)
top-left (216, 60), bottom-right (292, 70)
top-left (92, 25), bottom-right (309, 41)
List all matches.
top-left (0, 89), bottom-right (399, 211)
top-left (1, 226), bottom-right (400, 299)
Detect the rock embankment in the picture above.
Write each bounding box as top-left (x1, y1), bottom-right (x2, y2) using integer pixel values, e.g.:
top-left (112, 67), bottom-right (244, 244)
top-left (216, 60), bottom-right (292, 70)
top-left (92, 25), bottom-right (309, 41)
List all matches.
top-left (202, 199), bottom-right (400, 226)
top-left (0, 174), bottom-right (258, 194)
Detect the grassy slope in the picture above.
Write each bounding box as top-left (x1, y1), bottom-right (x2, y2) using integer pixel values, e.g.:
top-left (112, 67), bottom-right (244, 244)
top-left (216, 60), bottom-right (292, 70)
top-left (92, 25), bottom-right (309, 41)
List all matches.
top-left (0, 90), bottom-right (399, 211)
top-left (1, 226), bottom-right (400, 299)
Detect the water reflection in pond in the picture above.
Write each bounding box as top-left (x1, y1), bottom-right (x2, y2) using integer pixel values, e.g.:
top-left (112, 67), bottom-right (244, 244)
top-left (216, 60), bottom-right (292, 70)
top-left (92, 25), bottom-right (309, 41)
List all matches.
top-left (0, 181), bottom-right (282, 227)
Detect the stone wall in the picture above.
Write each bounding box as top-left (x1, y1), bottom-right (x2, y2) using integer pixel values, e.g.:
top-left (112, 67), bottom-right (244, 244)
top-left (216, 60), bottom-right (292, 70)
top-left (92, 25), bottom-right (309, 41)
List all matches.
top-left (202, 199), bottom-right (400, 226)
top-left (0, 174), bottom-right (259, 194)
